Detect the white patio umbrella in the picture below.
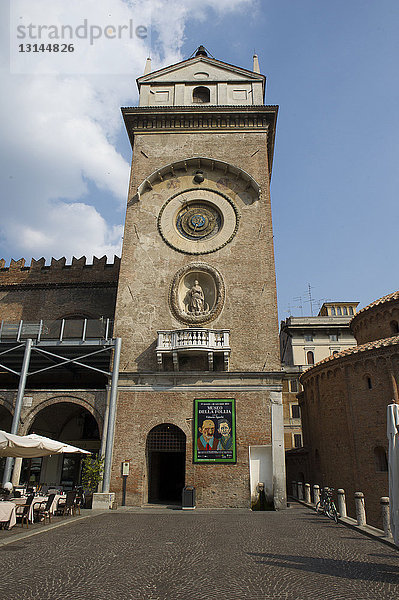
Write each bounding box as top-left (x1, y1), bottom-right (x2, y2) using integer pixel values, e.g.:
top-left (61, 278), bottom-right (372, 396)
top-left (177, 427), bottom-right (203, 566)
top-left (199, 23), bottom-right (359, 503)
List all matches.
top-left (0, 430), bottom-right (90, 458)
top-left (387, 403), bottom-right (399, 546)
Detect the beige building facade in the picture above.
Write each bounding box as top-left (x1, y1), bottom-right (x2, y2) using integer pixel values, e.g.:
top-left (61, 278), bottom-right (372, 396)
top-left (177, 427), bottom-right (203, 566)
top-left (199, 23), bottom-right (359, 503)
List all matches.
top-left (280, 302), bottom-right (358, 450)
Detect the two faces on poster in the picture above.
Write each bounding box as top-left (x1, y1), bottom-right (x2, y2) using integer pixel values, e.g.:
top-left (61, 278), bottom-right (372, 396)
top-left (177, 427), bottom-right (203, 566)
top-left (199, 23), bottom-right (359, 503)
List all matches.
top-left (197, 417), bottom-right (233, 451)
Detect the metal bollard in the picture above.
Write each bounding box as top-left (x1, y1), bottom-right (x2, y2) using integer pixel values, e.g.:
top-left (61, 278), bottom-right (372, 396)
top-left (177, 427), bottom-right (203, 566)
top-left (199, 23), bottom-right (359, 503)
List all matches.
top-left (337, 489), bottom-right (347, 518)
top-left (313, 484), bottom-right (320, 505)
top-left (292, 481), bottom-right (298, 498)
top-left (380, 497), bottom-right (392, 537)
top-left (355, 491), bottom-right (366, 526)
top-left (297, 481), bottom-right (304, 500)
top-left (304, 483), bottom-right (311, 504)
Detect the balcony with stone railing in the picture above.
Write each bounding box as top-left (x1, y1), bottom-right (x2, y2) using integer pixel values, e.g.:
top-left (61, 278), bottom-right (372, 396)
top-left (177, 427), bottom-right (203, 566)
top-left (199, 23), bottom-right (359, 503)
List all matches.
top-left (156, 328), bottom-right (230, 371)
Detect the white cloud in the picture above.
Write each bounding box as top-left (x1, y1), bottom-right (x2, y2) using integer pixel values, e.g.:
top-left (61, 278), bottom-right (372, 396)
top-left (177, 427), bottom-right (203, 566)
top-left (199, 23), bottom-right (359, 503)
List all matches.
top-left (1, 0), bottom-right (255, 262)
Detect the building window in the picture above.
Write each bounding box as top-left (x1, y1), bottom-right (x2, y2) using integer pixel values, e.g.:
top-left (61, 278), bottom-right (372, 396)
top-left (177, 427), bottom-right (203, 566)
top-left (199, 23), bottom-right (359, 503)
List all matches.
top-left (367, 377), bottom-right (372, 389)
top-left (329, 333), bottom-right (339, 342)
top-left (343, 307), bottom-right (348, 315)
top-left (193, 86), bottom-right (210, 103)
top-left (390, 320), bottom-right (399, 334)
top-left (291, 404), bottom-right (300, 419)
top-left (304, 334), bottom-right (313, 342)
top-left (307, 351), bottom-right (314, 365)
top-left (336, 307), bottom-right (342, 315)
top-left (330, 307), bottom-right (336, 315)
top-left (332, 350), bottom-right (339, 355)
top-left (289, 379), bottom-right (298, 393)
top-left (374, 446), bottom-right (388, 472)
top-left (348, 306), bottom-right (354, 315)
top-left (293, 434), bottom-right (302, 448)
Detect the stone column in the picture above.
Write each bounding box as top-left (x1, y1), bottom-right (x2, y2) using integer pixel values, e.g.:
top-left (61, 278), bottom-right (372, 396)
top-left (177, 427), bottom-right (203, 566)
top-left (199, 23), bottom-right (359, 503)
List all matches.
top-left (304, 483), bottom-right (311, 504)
top-left (337, 489), bottom-right (347, 517)
top-left (380, 497), bottom-right (392, 537)
top-left (297, 481), bottom-right (304, 501)
top-left (270, 391), bottom-right (287, 510)
top-left (355, 491), bottom-right (366, 526)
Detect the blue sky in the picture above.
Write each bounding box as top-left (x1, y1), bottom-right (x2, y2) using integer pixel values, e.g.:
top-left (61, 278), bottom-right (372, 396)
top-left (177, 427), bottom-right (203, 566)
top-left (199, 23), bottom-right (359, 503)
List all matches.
top-left (1, 0), bottom-right (398, 320)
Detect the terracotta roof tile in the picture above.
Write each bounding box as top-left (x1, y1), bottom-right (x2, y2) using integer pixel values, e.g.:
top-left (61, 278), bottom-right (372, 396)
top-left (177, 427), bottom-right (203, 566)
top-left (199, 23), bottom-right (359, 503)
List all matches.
top-left (300, 334), bottom-right (399, 380)
top-left (353, 290), bottom-right (399, 319)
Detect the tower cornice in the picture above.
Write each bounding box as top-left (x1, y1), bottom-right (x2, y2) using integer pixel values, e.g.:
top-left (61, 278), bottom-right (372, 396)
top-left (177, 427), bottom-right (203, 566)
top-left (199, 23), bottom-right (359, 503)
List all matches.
top-left (122, 105), bottom-right (278, 173)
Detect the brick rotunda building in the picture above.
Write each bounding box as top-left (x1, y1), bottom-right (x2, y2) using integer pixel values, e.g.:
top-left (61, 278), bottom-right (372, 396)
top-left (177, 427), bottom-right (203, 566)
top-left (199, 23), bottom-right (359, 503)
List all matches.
top-left (0, 48), bottom-right (286, 510)
top-left (287, 290), bottom-right (399, 527)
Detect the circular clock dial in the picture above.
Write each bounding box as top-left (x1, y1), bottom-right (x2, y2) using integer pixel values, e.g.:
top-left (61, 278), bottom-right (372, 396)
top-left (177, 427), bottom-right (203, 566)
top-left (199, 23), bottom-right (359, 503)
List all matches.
top-left (176, 203), bottom-right (222, 240)
top-left (158, 188), bottom-right (239, 255)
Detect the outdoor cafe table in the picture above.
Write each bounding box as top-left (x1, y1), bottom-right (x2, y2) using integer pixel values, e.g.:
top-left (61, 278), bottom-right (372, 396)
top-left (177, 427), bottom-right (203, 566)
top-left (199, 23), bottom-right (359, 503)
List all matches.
top-left (0, 501), bottom-right (17, 529)
top-left (12, 494), bottom-right (65, 522)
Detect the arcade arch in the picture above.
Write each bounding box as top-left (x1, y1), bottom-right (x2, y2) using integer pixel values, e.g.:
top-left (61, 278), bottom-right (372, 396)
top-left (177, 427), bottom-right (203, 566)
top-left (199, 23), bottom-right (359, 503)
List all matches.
top-left (18, 401), bottom-right (101, 489)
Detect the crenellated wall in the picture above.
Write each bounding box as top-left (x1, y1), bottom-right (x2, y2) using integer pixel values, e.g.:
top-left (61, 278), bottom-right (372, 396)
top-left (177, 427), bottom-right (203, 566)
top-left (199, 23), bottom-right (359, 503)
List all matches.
top-left (0, 255), bottom-right (120, 285)
top-left (0, 256), bottom-right (120, 322)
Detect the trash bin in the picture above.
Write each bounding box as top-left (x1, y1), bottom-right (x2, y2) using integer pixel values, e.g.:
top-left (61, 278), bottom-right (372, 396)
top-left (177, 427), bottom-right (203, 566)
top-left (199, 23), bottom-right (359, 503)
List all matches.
top-left (182, 485), bottom-right (196, 510)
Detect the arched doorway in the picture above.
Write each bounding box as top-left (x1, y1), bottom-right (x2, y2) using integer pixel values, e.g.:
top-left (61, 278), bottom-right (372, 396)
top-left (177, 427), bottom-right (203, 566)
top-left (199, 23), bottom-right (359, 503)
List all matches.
top-left (146, 424), bottom-right (186, 504)
top-left (21, 402), bottom-right (100, 489)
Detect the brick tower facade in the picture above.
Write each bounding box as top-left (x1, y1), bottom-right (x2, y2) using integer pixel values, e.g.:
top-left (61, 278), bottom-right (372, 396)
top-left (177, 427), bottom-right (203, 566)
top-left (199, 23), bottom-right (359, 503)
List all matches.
top-left (110, 49), bottom-right (286, 509)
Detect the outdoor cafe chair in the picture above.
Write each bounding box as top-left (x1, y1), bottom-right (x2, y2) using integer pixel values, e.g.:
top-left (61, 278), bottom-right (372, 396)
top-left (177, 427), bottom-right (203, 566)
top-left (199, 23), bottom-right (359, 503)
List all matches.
top-left (33, 493), bottom-right (56, 524)
top-left (56, 491), bottom-right (77, 516)
top-left (15, 494), bottom-right (34, 528)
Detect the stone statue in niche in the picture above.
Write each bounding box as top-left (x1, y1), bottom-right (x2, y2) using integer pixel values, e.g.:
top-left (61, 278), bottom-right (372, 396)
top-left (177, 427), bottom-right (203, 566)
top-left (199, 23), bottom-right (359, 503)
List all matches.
top-left (188, 280), bottom-right (207, 315)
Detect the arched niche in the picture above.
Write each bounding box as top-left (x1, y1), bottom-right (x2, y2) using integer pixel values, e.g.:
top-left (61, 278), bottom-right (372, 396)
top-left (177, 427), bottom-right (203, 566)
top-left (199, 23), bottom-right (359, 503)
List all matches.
top-left (170, 263), bottom-right (225, 325)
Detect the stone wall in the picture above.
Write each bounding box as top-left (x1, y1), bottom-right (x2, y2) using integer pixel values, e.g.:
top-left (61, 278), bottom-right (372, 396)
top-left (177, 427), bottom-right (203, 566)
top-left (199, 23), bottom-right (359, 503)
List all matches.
top-left (115, 131), bottom-right (280, 373)
top-left (110, 388), bottom-right (272, 508)
top-left (0, 256), bottom-right (119, 321)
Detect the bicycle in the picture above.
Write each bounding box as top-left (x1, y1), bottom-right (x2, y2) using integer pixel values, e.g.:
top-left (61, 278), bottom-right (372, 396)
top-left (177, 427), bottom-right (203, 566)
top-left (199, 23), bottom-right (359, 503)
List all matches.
top-left (315, 487), bottom-right (338, 523)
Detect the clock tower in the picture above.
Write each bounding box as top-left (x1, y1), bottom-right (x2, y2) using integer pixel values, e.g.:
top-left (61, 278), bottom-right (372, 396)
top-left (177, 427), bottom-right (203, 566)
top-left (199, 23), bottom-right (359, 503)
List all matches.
top-left (110, 47), bottom-right (286, 509)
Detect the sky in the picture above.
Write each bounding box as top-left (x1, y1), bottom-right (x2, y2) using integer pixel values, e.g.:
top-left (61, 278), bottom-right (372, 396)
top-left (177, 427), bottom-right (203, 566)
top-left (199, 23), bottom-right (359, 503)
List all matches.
top-left (1, 0), bottom-right (398, 320)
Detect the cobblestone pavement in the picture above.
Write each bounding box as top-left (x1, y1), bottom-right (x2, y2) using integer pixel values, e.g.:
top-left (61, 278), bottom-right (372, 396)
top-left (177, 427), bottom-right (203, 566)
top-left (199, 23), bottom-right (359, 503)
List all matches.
top-left (0, 503), bottom-right (398, 600)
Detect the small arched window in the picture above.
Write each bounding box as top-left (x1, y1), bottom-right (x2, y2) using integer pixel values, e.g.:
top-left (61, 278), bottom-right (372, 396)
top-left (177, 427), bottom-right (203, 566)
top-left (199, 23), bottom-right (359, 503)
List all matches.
top-left (307, 351), bottom-right (314, 365)
top-left (390, 320), bottom-right (399, 334)
top-left (366, 376), bottom-right (372, 389)
top-left (193, 86), bottom-right (210, 103)
top-left (374, 446), bottom-right (388, 472)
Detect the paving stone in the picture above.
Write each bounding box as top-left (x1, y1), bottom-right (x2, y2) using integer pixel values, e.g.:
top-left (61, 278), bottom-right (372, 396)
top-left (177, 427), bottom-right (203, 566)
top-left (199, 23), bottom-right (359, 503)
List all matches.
top-left (0, 503), bottom-right (398, 600)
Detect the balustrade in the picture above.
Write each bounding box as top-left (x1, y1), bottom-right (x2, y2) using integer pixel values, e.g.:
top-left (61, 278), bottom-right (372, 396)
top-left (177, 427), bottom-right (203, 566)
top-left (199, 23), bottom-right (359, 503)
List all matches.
top-left (156, 328), bottom-right (231, 371)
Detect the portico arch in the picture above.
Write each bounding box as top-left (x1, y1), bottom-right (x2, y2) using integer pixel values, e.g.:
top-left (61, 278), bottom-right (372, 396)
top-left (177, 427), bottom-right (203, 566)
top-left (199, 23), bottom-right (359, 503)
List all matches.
top-left (19, 401), bottom-right (101, 489)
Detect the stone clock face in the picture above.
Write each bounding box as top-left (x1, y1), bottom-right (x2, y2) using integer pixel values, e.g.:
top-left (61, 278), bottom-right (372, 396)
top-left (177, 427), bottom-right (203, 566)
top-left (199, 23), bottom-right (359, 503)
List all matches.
top-left (175, 202), bottom-right (222, 241)
top-left (158, 188), bottom-right (239, 255)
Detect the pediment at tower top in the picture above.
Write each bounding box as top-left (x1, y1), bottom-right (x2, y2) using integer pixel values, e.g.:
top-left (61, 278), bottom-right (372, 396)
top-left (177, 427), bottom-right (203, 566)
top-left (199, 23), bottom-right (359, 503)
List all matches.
top-left (137, 56), bottom-right (265, 86)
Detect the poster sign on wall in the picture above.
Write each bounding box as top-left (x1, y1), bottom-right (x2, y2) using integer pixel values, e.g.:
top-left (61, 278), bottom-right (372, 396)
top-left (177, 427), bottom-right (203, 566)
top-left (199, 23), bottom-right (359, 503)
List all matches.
top-left (194, 399), bottom-right (236, 463)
